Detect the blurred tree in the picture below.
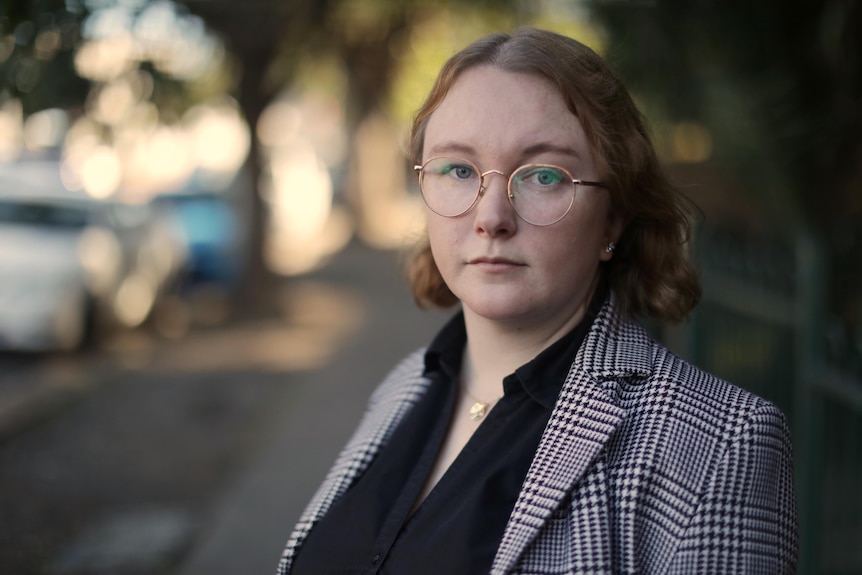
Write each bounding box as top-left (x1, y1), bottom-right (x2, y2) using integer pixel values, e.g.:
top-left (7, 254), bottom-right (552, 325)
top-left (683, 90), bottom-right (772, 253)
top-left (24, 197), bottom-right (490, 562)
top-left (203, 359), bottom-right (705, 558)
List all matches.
top-left (175, 0), bottom-right (329, 314)
top-left (592, 0), bottom-right (862, 327)
top-left (0, 0), bottom-right (90, 115)
top-left (179, 0), bottom-right (407, 310)
top-left (593, 0), bottom-right (861, 230)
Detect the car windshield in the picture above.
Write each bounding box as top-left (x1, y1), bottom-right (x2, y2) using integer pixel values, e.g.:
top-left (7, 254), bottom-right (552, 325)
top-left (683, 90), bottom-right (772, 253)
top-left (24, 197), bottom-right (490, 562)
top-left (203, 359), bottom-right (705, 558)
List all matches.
top-left (0, 200), bottom-right (90, 229)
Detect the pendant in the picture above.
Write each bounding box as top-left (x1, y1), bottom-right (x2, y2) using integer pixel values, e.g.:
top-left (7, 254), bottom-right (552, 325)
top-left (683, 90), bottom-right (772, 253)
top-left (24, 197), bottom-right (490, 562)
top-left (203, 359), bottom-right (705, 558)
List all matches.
top-left (469, 401), bottom-right (488, 420)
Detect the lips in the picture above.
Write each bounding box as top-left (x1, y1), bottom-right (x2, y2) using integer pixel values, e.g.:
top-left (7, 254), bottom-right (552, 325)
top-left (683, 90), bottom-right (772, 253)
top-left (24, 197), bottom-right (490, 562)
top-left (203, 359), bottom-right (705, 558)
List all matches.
top-left (467, 256), bottom-right (525, 271)
top-left (469, 256), bottom-right (520, 264)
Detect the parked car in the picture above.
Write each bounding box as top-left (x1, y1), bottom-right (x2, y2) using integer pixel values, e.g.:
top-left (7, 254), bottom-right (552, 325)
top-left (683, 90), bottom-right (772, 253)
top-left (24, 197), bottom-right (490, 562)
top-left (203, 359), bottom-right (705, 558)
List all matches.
top-left (151, 171), bottom-right (246, 292)
top-left (0, 160), bottom-right (185, 352)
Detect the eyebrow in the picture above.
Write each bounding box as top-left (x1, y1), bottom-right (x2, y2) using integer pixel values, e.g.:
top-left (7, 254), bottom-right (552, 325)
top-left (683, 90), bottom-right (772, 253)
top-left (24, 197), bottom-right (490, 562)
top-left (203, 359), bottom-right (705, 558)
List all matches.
top-left (425, 142), bottom-right (478, 158)
top-left (521, 143), bottom-right (582, 160)
top-left (425, 141), bottom-right (582, 162)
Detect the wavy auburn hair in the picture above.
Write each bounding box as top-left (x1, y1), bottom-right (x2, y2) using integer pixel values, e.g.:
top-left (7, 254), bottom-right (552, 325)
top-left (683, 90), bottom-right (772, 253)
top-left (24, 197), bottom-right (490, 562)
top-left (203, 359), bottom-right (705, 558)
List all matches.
top-left (406, 27), bottom-right (701, 323)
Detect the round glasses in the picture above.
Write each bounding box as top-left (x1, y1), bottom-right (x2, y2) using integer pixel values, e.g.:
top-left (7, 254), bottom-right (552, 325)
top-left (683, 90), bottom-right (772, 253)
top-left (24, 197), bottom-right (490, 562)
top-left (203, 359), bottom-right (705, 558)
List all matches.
top-left (414, 156), bottom-right (607, 226)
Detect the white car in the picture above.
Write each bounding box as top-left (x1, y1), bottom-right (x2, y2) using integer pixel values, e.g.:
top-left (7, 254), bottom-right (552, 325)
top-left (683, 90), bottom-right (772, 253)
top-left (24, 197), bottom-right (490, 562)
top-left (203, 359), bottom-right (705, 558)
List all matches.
top-left (0, 160), bottom-right (185, 352)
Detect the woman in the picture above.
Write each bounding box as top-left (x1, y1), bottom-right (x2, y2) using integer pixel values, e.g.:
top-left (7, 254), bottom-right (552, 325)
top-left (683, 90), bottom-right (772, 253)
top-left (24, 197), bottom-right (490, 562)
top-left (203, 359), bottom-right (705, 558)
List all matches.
top-left (278, 27), bottom-right (798, 574)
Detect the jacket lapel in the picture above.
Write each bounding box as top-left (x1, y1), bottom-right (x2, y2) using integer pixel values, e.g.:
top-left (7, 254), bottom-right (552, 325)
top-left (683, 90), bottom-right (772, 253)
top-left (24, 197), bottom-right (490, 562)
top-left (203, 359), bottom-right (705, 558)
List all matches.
top-left (279, 351), bottom-right (432, 574)
top-left (491, 295), bottom-right (652, 574)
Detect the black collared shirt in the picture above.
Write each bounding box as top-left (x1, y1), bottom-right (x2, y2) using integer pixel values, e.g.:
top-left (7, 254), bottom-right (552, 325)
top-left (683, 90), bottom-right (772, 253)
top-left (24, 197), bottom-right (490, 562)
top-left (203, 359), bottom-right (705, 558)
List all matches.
top-left (291, 296), bottom-right (601, 575)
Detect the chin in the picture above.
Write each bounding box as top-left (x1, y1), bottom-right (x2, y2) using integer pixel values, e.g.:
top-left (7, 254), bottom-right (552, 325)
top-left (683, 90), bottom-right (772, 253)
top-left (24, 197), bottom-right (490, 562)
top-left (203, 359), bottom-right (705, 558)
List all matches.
top-left (461, 295), bottom-right (540, 325)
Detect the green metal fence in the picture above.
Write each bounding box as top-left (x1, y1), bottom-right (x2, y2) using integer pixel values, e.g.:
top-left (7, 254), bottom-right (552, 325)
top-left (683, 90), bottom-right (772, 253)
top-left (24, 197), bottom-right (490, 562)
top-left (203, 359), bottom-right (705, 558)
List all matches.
top-left (669, 223), bottom-right (862, 575)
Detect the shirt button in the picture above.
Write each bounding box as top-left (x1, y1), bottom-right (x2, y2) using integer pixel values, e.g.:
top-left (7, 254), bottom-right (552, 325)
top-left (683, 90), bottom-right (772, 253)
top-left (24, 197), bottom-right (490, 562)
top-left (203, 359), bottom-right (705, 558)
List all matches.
top-left (371, 553), bottom-right (382, 565)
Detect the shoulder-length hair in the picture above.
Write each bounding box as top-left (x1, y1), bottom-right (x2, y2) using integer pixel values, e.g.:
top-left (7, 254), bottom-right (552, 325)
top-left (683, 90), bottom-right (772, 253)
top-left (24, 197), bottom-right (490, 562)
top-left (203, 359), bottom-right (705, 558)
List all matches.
top-left (406, 27), bottom-right (701, 323)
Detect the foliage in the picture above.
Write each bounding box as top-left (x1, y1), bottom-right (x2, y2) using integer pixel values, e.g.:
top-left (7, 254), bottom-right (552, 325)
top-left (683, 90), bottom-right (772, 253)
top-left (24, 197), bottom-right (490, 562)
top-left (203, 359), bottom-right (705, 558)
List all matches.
top-left (0, 0), bottom-right (90, 114)
top-left (591, 0), bottom-right (862, 234)
top-left (1, 0), bottom-right (231, 121)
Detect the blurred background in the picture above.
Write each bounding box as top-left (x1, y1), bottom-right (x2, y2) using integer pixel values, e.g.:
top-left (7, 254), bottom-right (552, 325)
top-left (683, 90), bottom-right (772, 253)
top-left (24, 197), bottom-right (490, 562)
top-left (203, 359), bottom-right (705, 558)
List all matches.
top-left (0, 1), bottom-right (858, 574)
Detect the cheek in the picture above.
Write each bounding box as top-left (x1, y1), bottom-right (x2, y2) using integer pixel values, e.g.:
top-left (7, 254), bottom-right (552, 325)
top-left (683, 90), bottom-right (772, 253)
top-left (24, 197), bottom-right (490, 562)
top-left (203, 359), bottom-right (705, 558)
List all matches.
top-left (427, 214), bottom-right (463, 252)
top-left (565, 203), bottom-right (610, 251)
top-left (426, 215), bottom-right (457, 272)
top-left (543, 216), bottom-right (605, 271)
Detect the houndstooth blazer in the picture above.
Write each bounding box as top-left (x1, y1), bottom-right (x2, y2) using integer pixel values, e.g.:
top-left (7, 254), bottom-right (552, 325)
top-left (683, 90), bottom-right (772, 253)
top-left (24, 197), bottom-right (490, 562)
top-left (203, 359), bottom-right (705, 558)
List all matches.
top-left (277, 294), bottom-right (798, 574)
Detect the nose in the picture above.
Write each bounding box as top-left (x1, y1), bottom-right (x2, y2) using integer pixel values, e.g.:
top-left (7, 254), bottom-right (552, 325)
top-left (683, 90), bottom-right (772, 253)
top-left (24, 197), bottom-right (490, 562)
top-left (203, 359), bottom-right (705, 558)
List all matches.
top-left (473, 170), bottom-right (517, 237)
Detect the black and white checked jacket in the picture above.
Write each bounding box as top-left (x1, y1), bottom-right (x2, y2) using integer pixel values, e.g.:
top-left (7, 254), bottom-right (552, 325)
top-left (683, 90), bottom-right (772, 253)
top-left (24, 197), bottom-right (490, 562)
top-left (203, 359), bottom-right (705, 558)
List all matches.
top-left (277, 295), bottom-right (798, 574)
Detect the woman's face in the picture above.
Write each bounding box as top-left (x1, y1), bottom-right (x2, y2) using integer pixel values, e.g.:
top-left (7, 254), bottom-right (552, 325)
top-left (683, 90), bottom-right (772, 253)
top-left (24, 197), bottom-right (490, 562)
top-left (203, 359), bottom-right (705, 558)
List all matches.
top-left (422, 65), bottom-right (622, 331)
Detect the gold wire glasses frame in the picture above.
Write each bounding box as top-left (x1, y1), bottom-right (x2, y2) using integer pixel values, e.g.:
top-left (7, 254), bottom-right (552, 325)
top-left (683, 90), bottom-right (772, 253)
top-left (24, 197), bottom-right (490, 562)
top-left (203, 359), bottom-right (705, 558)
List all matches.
top-left (414, 156), bottom-right (607, 227)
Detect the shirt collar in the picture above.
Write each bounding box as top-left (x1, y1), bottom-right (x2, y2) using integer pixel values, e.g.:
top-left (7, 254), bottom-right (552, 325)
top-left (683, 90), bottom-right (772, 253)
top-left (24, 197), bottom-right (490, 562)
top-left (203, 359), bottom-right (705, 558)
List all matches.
top-left (424, 310), bottom-right (468, 379)
top-left (511, 283), bottom-right (607, 408)
top-left (423, 283), bottom-right (608, 410)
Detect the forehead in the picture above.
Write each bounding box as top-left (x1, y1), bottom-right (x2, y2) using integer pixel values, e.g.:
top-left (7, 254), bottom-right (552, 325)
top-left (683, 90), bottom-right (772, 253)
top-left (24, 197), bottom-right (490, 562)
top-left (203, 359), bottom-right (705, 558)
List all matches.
top-left (423, 66), bottom-right (592, 163)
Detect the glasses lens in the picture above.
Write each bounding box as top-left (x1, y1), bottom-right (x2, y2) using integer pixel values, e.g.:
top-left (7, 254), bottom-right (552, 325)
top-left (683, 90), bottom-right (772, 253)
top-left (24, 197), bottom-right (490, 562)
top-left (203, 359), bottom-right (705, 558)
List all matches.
top-left (419, 157), bottom-right (481, 217)
top-left (510, 165), bottom-right (575, 225)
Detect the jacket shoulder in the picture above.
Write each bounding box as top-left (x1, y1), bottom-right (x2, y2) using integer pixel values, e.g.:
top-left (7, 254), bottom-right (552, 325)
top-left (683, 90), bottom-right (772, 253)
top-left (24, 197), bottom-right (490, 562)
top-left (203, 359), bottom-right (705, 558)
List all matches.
top-left (645, 341), bottom-right (787, 430)
top-left (605, 338), bottom-right (796, 572)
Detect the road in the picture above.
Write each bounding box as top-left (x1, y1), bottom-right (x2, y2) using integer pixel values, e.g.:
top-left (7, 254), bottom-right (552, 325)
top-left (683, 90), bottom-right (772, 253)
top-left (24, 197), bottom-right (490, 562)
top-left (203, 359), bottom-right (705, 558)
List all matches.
top-left (0, 240), bottom-right (449, 575)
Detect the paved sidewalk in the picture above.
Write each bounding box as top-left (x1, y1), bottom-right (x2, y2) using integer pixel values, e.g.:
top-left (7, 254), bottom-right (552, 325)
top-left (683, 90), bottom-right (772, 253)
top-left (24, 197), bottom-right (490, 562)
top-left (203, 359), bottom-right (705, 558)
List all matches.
top-left (177, 240), bottom-right (449, 575)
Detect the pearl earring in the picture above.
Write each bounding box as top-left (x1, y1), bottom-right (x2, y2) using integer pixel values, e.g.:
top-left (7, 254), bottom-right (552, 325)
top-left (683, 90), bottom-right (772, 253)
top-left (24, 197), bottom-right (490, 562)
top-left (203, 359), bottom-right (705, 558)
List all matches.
top-left (605, 242), bottom-right (616, 253)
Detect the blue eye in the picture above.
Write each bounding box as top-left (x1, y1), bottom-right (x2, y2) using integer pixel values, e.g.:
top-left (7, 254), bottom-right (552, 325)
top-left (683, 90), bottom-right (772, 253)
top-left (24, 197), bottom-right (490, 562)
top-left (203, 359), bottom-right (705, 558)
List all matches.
top-left (519, 166), bottom-right (566, 186)
top-left (441, 163), bottom-right (476, 180)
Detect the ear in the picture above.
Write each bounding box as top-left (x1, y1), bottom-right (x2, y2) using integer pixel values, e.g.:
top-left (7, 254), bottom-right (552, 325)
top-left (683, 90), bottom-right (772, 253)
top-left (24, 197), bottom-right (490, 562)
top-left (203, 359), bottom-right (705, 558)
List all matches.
top-left (599, 206), bottom-right (627, 262)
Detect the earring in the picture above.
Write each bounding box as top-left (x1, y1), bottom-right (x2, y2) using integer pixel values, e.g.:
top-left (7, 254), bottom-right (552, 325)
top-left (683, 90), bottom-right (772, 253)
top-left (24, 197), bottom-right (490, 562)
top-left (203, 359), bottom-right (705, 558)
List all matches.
top-left (605, 242), bottom-right (616, 253)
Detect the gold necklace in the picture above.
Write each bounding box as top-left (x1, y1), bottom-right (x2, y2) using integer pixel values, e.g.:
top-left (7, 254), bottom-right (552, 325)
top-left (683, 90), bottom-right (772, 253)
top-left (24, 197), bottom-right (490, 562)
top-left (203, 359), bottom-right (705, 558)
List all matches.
top-left (462, 385), bottom-right (502, 420)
